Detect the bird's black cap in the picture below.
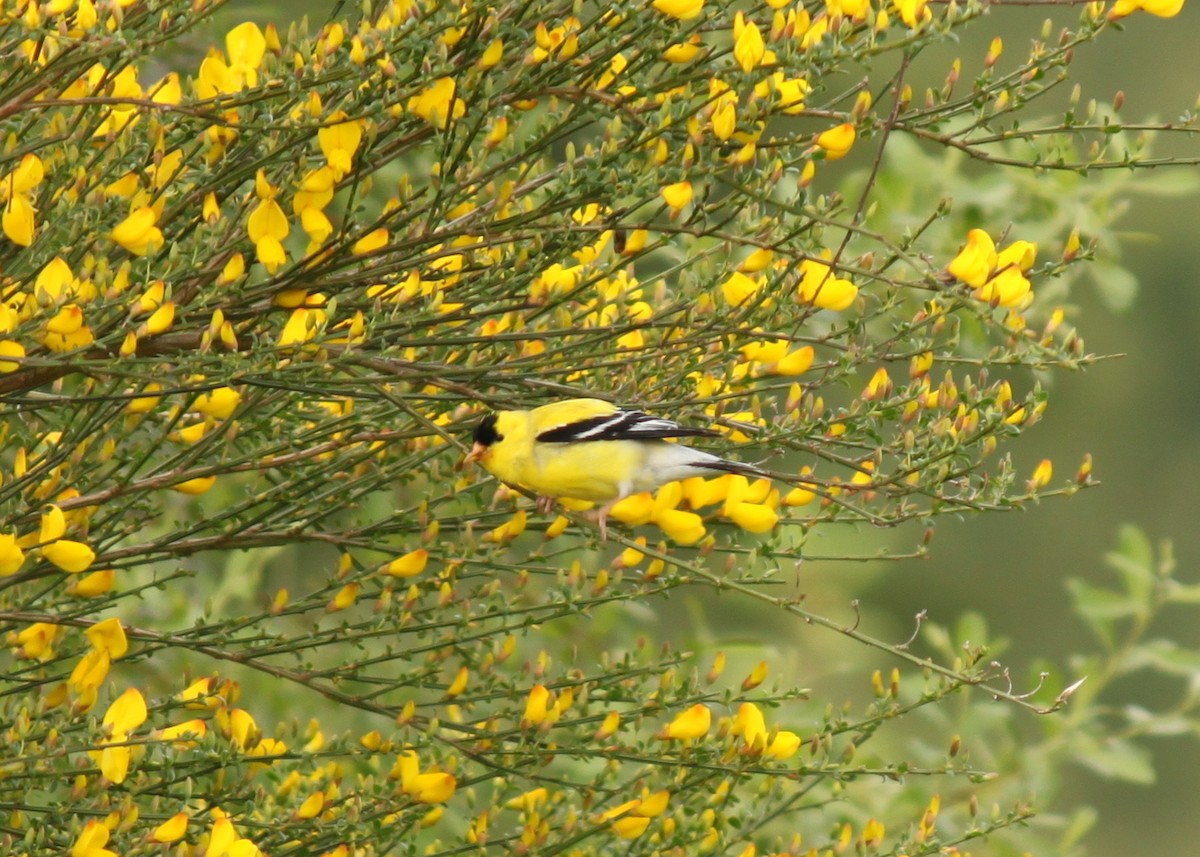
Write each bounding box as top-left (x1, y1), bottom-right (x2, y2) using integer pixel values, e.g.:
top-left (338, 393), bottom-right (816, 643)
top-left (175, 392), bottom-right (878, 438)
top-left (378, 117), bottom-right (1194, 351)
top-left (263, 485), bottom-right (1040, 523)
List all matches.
top-left (473, 413), bottom-right (502, 446)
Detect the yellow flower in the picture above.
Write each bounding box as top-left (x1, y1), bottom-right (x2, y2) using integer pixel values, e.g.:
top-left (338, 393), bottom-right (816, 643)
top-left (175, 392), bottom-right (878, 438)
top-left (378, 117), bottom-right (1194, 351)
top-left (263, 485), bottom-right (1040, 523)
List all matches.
top-left (1109, 0), bottom-right (1184, 16)
top-left (774, 75), bottom-right (810, 114)
top-left (996, 239), bottom-right (1038, 272)
top-left (226, 21), bottom-right (267, 88)
top-left (386, 548), bottom-right (428, 578)
top-left (797, 260), bottom-right (857, 310)
top-left (15, 622), bottom-right (59, 661)
top-left (103, 686), bottom-right (147, 735)
top-left (651, 0), bottom-right (705, 20)
top-left (194, 387), bottom-right (242, 420)
top-left (4, 152), bottom-right (44, 195)
top-left (828, 0), bottom-right (871, 17)
top-left (721, 271), bottom-right (762, 306)
top-left (976, 266), bottom-right (1031, 308)
top-left (151, 813), bottom-right (190, 844)
top-left (772, 346), bottom-right (815, 376)
top-left (815, 123), bottom-right (856, 159)
top-left (612, 816), bottom-right (651, 839)
top-left (725, 502), bottom-right (778, 533)
top-left (1030, 458), bottom-right (1053, 489)
top-left (69, 648), bottom-right (111, 703)
top-left (72, 821), bottom-right (111, 857)
top-left (661, 703), bottom-right (711, 739)
top-left (663, 40), bottom-right (703, 62)
top-left (158, 718), bottom-right (208, 743)
top-left (487, 509), bottom-right (527, 542)
top-left (145, 302), bottom-right (175, 335)
top-left (150, 72), bottom-right (183, 105)
top-left (408, 77), bottom-right (465, 129)
top-left (301, 208), bottom-right (333, 245)
top-left (732, 15), bottom-right (765, 73)
top-left (608, 492), bottom-right (655, 525)
top-left (318, 115), bottom-right (363, 179)
top-left (353, 228), bottom-right (389, 255)
top-left (0, 340), bottom-right (24, 374)
top-left (0, 533), bottom-right (26, 574)
top-left (596, 710), bottom-right (621, 740)
top-left (248, 198), bottom-right (290, 273)
top-left (70, 569), bottom-right (115, 598)
top-left (711, 97), bottom-right (737, 141)
top-left (2, 195), bottom-right (35, 246)
top-left (42, 539), bottom-right (96, 573)
top-left (111, 207), bottom-right (164, 256)
top-left (409, 772), bottom-right (457, 804)
top-left (764, 730), bottom-right (801, 759)
top-left (895, 0), bottom-right (932, 26)
top-left (947, 229), bottom-right (997, 287)
top-left (522, 684), bottom-right (551, 726)
top-left (294, 166), bottom-right (336, 213)
top-left (655, 508), bottom-right (706, 545)
top-left (87, 617), bottom-right (129, 659)
top-left (478, 38), bottom-right (504, 69)
top-left (732, 702), bottom-right (768, 746)
top-left (661, 181), bottom-right (693, 211)
top-left (278, 308), bottom-right (326, 346)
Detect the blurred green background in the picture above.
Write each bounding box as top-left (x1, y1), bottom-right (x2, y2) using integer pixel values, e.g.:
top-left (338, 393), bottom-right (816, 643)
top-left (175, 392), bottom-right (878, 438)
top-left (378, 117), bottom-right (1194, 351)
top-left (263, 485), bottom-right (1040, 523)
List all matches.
top-left (898, 5), bottom-right (1200, 855)
top-left (194, 2), bottom-right (1200, 853)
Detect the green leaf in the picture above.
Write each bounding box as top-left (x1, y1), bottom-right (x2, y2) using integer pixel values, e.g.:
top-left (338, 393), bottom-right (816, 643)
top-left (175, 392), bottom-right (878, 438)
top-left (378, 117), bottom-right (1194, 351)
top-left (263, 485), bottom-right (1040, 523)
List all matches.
top-left (1065, 578), bottom-right (1139, 620)
top-left (1164, 581), bottom-right (1200, 604)
top-left (1120, 638), bottom-right (1200, 678)
top-left (1104, 523), bottom-right (1156, 606)
top-left (1087, 261), bottom-right (1139, 312)
top-left (1071, 735), bottom-right (1157, 785)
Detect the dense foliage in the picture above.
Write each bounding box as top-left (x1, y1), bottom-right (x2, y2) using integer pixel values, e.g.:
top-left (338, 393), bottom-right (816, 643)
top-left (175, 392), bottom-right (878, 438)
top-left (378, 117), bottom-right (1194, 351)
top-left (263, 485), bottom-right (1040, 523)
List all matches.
top-left (1, 0), bottom-right (1197, 855)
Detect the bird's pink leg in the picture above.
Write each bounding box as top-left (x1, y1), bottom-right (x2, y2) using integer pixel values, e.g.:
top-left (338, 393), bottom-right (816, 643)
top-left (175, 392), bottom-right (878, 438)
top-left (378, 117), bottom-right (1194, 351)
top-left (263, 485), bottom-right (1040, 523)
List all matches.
top-left (594, 501), bottom-right (616, 541)
top-left (535, 495), bottom-right (556, 515)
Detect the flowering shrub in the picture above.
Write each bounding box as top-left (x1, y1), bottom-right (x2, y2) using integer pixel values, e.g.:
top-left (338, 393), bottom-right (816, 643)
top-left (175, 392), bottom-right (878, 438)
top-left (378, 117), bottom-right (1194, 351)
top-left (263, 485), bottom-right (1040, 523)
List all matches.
top-left (0, 0), bottom-right (1196, 855)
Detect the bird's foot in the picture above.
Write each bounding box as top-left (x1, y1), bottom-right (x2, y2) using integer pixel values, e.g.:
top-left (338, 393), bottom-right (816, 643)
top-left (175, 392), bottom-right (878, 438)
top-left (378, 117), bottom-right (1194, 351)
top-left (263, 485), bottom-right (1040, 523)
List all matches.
top-left (594, 500), bottom-right (618, 542)
top-left (535, 495), bottom-right (557, 515)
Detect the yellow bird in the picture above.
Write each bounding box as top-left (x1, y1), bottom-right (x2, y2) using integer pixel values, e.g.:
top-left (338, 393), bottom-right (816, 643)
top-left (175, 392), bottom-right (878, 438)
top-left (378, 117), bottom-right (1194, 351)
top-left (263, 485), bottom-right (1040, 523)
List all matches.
top-left (464, 398), bottom-right (763, 539)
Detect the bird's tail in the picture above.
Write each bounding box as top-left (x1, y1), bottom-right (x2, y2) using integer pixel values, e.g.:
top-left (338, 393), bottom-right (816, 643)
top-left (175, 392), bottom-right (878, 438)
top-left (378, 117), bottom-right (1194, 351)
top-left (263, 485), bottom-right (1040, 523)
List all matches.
top-left (697, 457), bottom-right (768, 479)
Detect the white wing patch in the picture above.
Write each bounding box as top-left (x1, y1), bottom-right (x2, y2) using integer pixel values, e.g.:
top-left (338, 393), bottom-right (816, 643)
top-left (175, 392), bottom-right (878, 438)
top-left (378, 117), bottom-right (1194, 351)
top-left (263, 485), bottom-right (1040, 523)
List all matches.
top-left (536, 409), bottom-right (718, 443)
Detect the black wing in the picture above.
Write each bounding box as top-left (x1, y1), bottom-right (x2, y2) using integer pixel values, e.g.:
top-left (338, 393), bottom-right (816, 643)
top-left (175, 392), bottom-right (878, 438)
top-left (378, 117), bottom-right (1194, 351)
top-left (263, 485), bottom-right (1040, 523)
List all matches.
top-left (537, 409), bottom-right (719, 444)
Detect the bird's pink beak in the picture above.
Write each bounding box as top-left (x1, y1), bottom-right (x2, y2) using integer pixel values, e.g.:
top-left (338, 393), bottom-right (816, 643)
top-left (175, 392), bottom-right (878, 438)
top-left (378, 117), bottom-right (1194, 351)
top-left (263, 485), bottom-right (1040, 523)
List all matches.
top-left (458, 442), bottom-right (488, 470)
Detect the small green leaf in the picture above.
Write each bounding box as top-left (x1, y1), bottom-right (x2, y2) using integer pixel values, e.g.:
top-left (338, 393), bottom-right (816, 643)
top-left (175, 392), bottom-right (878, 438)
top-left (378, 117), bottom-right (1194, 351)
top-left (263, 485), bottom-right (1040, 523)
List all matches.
top-left (1065, 578), bottom-right (1139, 620)
top-left (1072, 735), bottom-right (1156, 784)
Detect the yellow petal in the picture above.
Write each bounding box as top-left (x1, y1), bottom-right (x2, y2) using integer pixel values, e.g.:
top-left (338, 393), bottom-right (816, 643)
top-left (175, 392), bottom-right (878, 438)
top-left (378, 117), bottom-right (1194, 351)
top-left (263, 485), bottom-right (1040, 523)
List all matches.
top-left (386, 549), bottom-right (428, 578)
top-left (733, 19), bottom-right (765, 72)
top-left (0, 533), bottom-right (26, 575)
top-left (42, 539), bottom-right (95, 573)
top-left (2, 195), bottom-right (36, 246)
top-left (111, 207), bottom-right (164, 256)
top-left (151, 813), bottom-right (190, 844)
top-left (772, 346), bottom-right (814, 376)
top-left (171, 476), bottom-right (217, 495)
top-left (661, 703), bottom-right (711, 739)
top-left (654, 508), bottom-right (706, 545)
top-left (102, 686), bottom-right (147, 734)
top-left (410, 772), bottom-right (457, 804)
top-left (651, 0), bottom-right (705, 19)
top-left (815, 123), bottom-right (856, 159)
top-left (661, 181), bottom-right (693, 211)
top-left (725, 502), bottom-right (779, 533)
top-left (71, 569), bottom-right (115, 597)
top-left (87, 617), bottom-right (129, 658)
top-left (947, 229), bottom-right (997, 287)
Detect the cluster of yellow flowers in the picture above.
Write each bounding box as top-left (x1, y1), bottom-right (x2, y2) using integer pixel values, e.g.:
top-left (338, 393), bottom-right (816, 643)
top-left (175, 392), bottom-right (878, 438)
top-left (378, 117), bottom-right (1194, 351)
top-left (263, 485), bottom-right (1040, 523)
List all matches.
top-left (0, 0), bottom-right (1178, 853)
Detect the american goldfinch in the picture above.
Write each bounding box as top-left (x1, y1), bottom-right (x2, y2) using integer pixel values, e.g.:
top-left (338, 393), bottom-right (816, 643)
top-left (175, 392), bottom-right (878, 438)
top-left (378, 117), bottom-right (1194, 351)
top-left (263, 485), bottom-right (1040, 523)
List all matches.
top-left (464, 398), bottom-right (763, 539)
